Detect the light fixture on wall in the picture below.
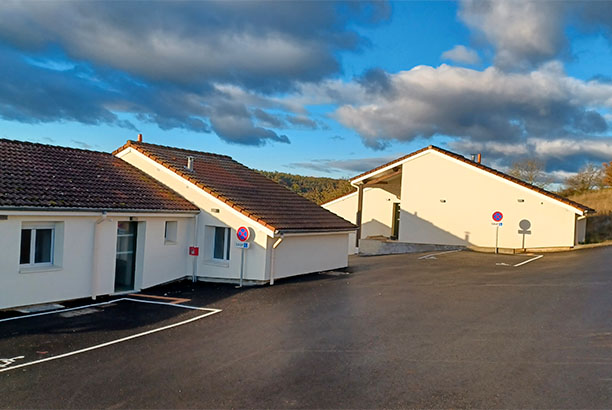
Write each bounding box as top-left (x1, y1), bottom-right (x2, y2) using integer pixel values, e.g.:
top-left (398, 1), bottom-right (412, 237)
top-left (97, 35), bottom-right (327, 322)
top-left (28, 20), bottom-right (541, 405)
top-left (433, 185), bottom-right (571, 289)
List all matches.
top-left (518, 199), bottom-right (525, 203)
top-left (440, 199), bottom-right (446, 203)
top-left (211, 208), bottom-right (220, 213)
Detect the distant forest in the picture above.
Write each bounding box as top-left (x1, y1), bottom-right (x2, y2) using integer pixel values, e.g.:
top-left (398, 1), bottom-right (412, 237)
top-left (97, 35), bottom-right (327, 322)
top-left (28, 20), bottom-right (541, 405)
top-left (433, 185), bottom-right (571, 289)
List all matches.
top-left (258, 171), bottom-right (355, 205)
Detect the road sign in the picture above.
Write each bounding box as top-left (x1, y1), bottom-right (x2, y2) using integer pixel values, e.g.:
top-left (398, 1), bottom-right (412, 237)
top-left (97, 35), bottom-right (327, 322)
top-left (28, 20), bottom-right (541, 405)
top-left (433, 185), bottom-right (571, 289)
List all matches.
top-left (518, 219), bottom-right (531, 234)
top-left (492, 211), bottom-right (503, 222)
top-left (236, 226), bottom-right (250, 242)
top-left (235, 242), bottom-right (250, 249)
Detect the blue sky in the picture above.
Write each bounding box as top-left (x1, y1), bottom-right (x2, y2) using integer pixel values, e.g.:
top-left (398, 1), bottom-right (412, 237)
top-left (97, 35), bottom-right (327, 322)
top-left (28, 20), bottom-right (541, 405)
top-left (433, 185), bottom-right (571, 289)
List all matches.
top-left (1, 1), bottom-right (612, 182)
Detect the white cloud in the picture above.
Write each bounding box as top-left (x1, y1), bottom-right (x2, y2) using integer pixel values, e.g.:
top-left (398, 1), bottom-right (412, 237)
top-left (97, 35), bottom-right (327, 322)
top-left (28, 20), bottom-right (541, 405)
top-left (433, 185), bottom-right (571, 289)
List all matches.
top-left (441, 45), bottom-right (480, 65)
top-left (458, 0), bottom-right (566, 69)
top-left (332, 63), bottom-right (612, 149)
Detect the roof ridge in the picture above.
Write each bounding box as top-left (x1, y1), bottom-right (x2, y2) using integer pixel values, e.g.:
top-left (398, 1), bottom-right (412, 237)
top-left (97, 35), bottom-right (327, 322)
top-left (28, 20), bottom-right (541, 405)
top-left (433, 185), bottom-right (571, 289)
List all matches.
top-left (0, 138), bottom-right (109, 155)
top-left (115, 140), bottom-right (232, 159)
top-left (350, 144), bottom-right (594, 213)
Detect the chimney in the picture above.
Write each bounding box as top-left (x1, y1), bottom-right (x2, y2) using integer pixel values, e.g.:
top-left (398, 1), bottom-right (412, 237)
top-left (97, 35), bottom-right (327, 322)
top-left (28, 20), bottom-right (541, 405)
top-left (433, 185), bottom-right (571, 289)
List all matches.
top-left (186, 156), bottom-right (194, 171)
top-left (470, 154), bottom-right (476, 162)
top-left (137, 133), bottom-right (143, 142)
top-left (477, 153), bottom-right (482, 164)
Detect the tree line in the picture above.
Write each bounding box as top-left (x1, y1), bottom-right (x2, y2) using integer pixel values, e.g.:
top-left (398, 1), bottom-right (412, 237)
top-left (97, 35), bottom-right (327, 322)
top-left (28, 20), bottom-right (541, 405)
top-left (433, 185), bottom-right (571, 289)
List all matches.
top-left (508, 158), bottom-right (612, 197)
top-left (258, 170), bottom-right (355, 205)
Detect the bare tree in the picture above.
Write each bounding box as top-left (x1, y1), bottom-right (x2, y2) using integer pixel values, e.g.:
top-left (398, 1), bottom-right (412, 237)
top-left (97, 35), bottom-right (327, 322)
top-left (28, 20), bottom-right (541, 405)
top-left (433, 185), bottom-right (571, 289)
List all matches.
top-left (603, 161), bottom-right (612, 188)
top-left (508, 158), bottom-right (550, 188)
top-left (564, 163), bottom-right (604, 195)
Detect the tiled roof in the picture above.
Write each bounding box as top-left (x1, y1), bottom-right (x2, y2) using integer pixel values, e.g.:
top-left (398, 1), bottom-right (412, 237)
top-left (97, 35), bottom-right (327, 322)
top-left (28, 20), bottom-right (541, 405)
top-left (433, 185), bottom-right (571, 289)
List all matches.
top-left (350, 145), bottom-right (594, 214)
top-left (113, 140), bottom-right (357, 233)
top-left (0, 139), bottom-right (199, 212)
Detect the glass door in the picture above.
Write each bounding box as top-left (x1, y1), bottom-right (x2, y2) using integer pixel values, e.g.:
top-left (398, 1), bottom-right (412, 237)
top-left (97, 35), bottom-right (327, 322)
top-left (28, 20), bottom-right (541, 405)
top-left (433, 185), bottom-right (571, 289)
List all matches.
top-left (115, 221), bottom-right (138, 292)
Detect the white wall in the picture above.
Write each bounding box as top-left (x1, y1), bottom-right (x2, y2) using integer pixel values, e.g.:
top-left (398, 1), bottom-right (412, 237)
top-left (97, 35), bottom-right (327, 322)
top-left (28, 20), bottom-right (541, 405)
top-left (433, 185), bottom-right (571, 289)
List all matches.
top-left (271, 233), bottom-right (349, 279)
top-left (323, 188), bottom-right (399, 254)
top-left (399, 151), bottom-right (580, 249)
top-left (0, 213), bottom-right (194, 310)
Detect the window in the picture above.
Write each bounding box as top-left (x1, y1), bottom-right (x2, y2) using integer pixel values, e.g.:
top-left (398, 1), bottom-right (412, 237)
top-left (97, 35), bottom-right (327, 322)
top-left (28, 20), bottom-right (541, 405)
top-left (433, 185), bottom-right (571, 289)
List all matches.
top-left (20, 226), bottom-right (54, 266)
top-left (213, 227), bottom-right (230, 261)
top-left (164, 221), bottom-right (178, 244)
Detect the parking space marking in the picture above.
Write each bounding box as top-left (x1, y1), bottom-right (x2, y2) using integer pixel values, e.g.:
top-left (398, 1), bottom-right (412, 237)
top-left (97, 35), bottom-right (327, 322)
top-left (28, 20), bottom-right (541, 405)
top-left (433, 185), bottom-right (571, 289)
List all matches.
top-left (513, 254), bottom-right (543, 267)
top-left (0, 356), bottom-right (24, 368)
top-left (418, 249), bottom-right (462, 260)
top-left (0, 298), bottom-right (221, 373)
top-left (0, 299), bottom-right (118, 323)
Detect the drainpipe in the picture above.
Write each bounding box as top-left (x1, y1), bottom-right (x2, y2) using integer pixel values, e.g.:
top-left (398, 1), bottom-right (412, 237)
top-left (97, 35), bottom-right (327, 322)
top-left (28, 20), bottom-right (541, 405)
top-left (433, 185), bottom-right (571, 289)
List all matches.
top-left (91, 211), bottom-right (108, 300)
top-left (192, 212), bottom-right (200, 282)
top-left (270, 234), bottom-right (284, 285)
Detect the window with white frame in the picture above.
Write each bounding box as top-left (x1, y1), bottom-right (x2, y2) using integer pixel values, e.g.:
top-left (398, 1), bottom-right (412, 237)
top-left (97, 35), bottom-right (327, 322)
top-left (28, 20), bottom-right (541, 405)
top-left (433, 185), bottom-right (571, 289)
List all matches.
top-left (164, 221), bottom-right (178, 244)
top-left (20, 225), bottom-right (55, 266)
top-left (213, 227), bottom-right (230, 261)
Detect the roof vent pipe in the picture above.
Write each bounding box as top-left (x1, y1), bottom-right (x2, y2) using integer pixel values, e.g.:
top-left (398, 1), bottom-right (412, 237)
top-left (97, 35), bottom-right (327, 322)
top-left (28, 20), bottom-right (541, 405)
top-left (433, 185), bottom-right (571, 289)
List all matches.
top-left (477, 153), bottom-right (481, 164)
top-left (470, 154), bottom-right (476, 162)
top-left (137, 133), bottom-right (143, 142)
top-left (186, 156), bottom-right (194, 171)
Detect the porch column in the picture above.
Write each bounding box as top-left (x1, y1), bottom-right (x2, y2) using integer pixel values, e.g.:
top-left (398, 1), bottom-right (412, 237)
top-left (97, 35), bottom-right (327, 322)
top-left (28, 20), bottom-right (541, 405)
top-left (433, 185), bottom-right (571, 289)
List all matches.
top-left (355, 183), bottom-right (364, 248)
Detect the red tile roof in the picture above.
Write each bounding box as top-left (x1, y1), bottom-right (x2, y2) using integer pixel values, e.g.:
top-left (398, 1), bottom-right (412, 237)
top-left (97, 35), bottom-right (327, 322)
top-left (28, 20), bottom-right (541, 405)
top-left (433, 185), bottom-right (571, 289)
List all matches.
top-left (350, 145), bottom-right (594, 214)
top-left (113, 140), bottom-right (357, 233)
top-left (0, 139), bottom-right (199, 212)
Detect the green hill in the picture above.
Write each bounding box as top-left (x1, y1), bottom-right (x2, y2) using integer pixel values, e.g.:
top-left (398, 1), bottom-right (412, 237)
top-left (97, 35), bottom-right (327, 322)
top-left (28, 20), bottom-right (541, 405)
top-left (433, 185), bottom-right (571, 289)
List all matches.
top-left (258, 171), bottom-right (355, 205)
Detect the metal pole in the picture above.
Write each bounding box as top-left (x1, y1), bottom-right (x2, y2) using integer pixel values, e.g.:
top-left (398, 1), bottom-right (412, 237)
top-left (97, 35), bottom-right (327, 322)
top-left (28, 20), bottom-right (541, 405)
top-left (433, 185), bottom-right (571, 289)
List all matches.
top-left (495, 225), bottom-right (499, 254)
top-left (239, 247), bottom-right (244, 287)
top-left (355, 183), bottom-right (364, 248)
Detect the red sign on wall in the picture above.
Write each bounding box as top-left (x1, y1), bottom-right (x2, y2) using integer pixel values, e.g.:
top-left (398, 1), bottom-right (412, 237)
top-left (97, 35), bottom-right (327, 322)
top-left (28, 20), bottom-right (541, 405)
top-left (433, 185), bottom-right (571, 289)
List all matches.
top-left (189, 246), bottom-right (199, 256)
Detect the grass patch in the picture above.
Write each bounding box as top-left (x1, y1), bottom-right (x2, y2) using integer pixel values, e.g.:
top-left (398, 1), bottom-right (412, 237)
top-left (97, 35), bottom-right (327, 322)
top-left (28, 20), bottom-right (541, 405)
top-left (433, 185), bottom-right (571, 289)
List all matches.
top-left (569, 189), bottom-right (612, 243)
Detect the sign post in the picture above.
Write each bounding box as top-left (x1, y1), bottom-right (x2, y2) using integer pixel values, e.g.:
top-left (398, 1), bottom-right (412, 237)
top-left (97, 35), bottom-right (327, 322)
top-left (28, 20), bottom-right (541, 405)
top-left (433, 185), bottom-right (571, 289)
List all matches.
top-left (491, 211), bottom-right (504, 254)
top-left (236, 226), bottom-right (250, 287)
top-left (518, 219), bottom-right (532, 250)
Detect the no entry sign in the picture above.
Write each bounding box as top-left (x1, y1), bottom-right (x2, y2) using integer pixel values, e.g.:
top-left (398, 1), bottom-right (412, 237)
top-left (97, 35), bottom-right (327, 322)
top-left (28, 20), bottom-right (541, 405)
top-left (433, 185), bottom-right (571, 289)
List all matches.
top-left (492, 211), bottom-right (503, 222)
top-left (236, 226), bottom-right (250, 242)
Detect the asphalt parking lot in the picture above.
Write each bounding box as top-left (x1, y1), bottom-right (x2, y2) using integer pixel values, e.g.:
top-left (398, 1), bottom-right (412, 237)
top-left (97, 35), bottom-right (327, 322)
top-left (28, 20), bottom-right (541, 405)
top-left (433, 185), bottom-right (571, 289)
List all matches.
top-left (1, 247), bottom-right (611, 409)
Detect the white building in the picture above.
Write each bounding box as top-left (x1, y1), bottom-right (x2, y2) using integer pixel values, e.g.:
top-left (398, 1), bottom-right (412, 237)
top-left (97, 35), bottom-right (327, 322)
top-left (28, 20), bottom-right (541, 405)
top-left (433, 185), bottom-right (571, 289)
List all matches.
top-left (1, 138), bottom-right (355, 310)
top-left (113, 139), bottom-right (355, 286)
top-left (323, 146), bottom-right (592, 254)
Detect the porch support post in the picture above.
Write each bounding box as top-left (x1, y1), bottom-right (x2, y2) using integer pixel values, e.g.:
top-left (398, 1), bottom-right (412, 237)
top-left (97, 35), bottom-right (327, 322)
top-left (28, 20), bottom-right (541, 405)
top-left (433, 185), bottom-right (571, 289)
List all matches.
top-left (355, 183), bottom-right (364, 248)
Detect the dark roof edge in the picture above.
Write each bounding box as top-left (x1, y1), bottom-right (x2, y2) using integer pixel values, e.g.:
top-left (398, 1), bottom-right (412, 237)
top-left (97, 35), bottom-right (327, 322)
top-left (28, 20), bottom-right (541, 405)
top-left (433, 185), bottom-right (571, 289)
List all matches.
top-left (0, 207), bottom-right (200, 214)
top-left (277, 227), bottom-right (357, 235)
top-left (0, 137), bottom-right (109, 155)
top-left (351, 145), bottom-right (594, 214)
top-left (112, 140), bottom-right (232, 159)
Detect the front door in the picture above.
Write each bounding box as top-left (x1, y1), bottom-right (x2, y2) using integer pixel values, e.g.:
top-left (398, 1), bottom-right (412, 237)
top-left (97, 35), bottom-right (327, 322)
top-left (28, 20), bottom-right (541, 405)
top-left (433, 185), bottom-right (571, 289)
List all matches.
top-left (115, 221), bottom-right (138, 292)
top-left (391, 203), bottom-right (400, 240)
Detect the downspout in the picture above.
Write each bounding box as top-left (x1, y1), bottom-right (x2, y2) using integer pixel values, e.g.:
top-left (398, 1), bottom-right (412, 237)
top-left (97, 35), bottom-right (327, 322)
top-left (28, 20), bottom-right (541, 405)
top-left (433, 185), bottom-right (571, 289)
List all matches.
top-left (270, 234), bottom-right (284, 285)
top-left (91, 211), bottom-right (108, 300)
top-left (355, 183), bottom-right (364, 249)
top-left (192, 212), bottom-right (200, 282)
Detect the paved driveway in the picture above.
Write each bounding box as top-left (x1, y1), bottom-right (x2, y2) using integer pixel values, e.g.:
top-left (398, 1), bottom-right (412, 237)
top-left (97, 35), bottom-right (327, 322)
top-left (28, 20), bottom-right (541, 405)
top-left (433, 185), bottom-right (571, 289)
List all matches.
top-left (1, 247), bottom-right (611, 408)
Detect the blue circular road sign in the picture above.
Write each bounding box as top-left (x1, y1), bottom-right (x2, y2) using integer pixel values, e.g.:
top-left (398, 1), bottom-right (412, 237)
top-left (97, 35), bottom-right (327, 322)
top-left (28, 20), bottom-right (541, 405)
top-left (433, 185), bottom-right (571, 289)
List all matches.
top-left (237, 226), bottom-right (250, 242)
top-left (492, 211), bottom-right (503, 222)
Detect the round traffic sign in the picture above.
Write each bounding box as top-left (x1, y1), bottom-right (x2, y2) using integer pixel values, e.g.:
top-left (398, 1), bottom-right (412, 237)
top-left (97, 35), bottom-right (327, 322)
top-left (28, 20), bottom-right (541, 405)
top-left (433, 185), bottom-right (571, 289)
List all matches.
top-left (492, 211), bottom-right (503, 222)
top-left (236, 226), bottom-right (250, 242)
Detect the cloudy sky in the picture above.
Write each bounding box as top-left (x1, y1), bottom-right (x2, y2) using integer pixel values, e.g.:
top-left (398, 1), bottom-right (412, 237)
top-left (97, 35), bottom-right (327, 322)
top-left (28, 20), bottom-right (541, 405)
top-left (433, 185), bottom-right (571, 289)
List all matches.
top-left (2, 1), bottom-right (612, 180)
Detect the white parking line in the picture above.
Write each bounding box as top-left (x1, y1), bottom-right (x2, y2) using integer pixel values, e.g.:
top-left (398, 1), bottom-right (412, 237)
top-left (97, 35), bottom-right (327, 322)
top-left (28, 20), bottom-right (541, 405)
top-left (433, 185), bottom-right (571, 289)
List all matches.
top-left (513, 254), bottom-right (543, 267)
top-left (418, 249), bottom-right (462, 260)
top-left (0, 298), bottom-right (221, 373)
